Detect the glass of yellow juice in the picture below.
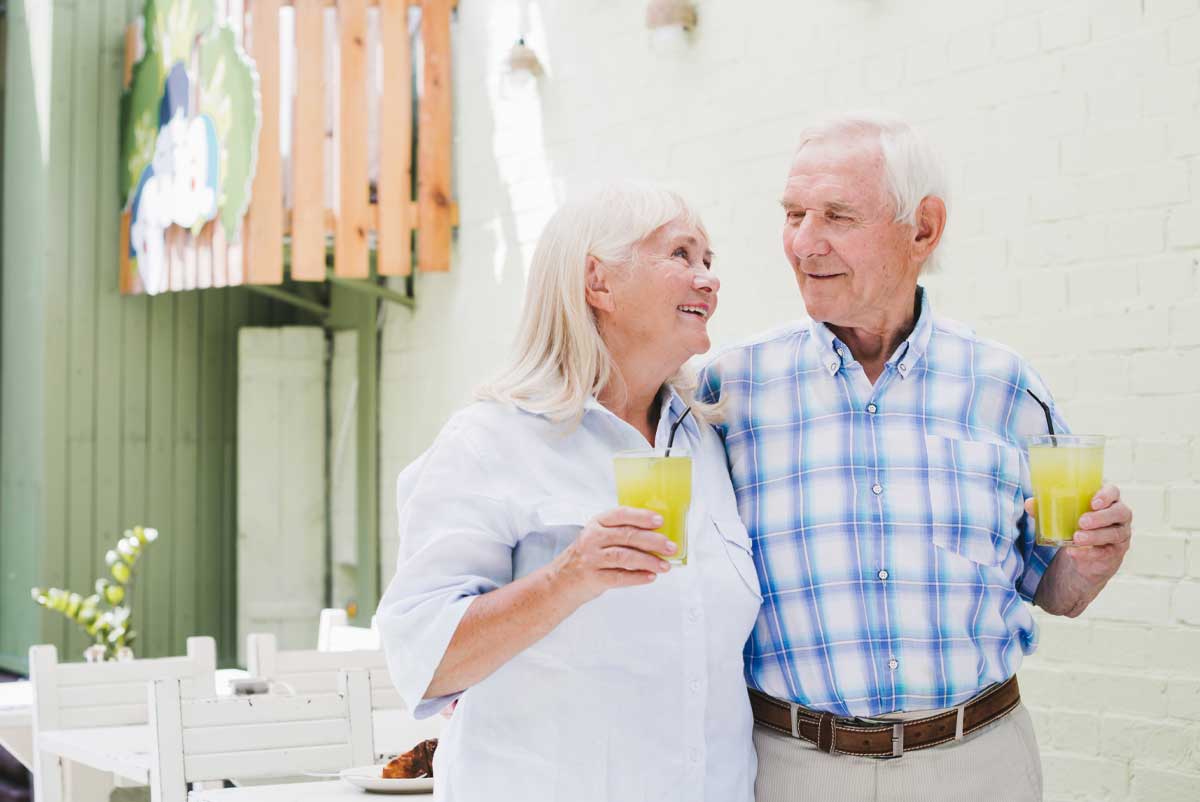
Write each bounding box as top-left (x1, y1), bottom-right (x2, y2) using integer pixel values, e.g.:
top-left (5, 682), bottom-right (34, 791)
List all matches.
top-left (1027, 434), bottom-right (1105, 546)
top-left (613, 449), bottom-right (692, 565)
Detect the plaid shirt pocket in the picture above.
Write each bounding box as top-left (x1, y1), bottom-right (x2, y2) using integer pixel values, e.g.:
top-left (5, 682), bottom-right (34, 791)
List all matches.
top-left (924, 435), bottom-right (1024, 567)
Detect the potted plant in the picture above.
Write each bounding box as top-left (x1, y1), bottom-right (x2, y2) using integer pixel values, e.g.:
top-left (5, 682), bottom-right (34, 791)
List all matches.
top-left (30, 526), bottom-right (158, 662)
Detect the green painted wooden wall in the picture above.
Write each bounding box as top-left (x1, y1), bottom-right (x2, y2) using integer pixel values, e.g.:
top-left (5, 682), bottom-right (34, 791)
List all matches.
top-left (0, 0), bottom-right (305, 673)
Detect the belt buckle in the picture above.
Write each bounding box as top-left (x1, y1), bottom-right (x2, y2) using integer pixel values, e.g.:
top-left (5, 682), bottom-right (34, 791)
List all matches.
top-left (789, 701), bottom-right (801, 738)
top-left (891, 723), bottom-right (904, 757)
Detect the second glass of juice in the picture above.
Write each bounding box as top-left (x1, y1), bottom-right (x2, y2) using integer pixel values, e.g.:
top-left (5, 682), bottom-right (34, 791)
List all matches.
top-left (613, 449), bottom-right (692, 565)
top-left (1027, 434), bottom-right (1105, 546)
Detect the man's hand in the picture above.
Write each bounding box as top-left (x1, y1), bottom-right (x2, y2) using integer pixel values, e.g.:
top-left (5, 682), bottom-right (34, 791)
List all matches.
top-left (1031, 483), bottom-right (1133, 617)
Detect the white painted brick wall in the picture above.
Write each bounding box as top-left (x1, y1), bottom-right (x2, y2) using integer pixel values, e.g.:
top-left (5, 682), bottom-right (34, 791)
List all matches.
top-left (378, 1), bottom-right (1200, 796)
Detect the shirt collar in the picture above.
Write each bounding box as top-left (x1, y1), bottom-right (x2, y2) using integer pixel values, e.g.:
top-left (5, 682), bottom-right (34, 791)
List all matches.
top-left (583, 385), bottom-right (700, 442)
top-left (582, 395), bottom-right (607, 414)
top-left (659, 384), bottom-right (701, 441)
top-left (806, 286), bottom-right (934, 380)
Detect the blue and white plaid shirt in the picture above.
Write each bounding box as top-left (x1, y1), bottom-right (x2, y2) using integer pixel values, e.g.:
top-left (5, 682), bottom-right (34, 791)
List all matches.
top-left (698, 287), bottom-right (1066, 718)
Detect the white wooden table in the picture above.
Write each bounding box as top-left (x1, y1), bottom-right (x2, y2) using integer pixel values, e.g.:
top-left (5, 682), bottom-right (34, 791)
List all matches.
top-left (191, 779), bottom-right (433, 800)
top-left (40, 723), bottom-right (152, 783)
top-left (0, 680), bottom-right (34, 768)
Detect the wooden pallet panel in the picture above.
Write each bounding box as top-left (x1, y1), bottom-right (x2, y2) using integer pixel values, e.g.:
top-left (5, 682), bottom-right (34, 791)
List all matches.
top-left (335, 0), bottom-right (371, 279)
top-left (377, 0), bottom-right (413, 276)
top-left (417, 0), bottom-right (453, 272)
top-left (246, 0), bottom-right (284, 284)
top-left (291, 0), bottom-right (326, 280)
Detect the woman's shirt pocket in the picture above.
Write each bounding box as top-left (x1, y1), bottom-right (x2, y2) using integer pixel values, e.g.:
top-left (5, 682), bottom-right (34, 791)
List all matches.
top-left (924, 435), bottom-right (1024, 567)
top-left (712, 515), bottom-right (764, 601)
top-left (512, 501), bottom-right (597, 580)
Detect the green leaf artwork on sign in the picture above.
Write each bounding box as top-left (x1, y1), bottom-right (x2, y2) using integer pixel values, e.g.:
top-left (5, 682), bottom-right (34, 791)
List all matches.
top-left (119, 0), bottom-right (261, 294)
top-left (199, 25), bottom-right (261, 238)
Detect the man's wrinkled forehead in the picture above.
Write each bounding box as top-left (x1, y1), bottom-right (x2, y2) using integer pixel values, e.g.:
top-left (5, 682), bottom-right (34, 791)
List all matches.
top-left (781, 136), bottom-right (889, 209)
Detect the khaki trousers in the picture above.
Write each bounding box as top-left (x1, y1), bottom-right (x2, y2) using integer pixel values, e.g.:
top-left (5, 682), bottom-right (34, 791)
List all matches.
top-left (753, 703), bottom-right (1043, 802)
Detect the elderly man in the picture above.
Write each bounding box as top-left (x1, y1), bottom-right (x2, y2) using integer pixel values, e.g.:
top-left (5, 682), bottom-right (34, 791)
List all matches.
top-left (698, 113), bottom-right (1132, 801)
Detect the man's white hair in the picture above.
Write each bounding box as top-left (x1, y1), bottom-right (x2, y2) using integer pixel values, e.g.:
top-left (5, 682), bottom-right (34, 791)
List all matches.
top-left (795, 111), bottom-right (950, 273)
top-left (478, 182), bottom-right (717, 425)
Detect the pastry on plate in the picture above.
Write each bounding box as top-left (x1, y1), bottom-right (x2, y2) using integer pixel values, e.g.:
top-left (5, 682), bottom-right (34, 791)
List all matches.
top-left (382, 738), bottom-right (438, 779)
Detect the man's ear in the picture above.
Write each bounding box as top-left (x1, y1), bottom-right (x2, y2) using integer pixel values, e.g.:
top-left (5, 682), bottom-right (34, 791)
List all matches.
top-left (911, 195), bottom-right (947, 262)
top-left (584, 256), bottom-right (616, 313)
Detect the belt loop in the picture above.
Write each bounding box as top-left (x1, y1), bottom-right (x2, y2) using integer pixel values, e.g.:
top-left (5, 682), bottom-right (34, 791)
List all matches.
top-left (789, 701), bottom-right (801, 739)
top-left (892, 723), bottom-right (905, 757)
top-left (817, 713), bottom-right (836, 753)
top-left (955, 705), bottom-right (965, 740)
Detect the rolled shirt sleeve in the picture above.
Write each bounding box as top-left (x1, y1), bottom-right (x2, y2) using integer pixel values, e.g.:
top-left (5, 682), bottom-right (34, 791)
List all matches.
top-left (376, 419), bottom-right (517, 718)
top-left (1015, 535), bottom-right (1057, 603)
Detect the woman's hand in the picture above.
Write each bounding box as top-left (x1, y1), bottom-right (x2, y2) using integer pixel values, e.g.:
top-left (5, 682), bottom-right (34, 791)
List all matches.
top-left (422, 507), bottom-right (676, 699)
top-left (547, 507), bottom-right (675, 608)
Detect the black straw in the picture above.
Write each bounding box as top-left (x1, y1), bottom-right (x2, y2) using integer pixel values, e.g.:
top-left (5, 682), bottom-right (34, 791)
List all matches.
top-left (664, 406), bottom-right (692, 457)
top-left (1026, 389), bottom-right (1056, 443)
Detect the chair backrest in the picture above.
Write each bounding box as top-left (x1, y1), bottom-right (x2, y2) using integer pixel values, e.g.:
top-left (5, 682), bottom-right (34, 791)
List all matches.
top-left (29, 637), bottom-right (217, 731)
top-left (246, 633), bottom-right (396, 708)
top-left (317, 608), bottom-right (380, 652)
top-left (148, 669), bottom-right (374, 802)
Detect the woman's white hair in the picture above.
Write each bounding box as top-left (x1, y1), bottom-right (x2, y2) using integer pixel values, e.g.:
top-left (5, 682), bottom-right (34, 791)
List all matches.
top-left (477, 183), bottom-right (719, 426)
top-left (796, 111), bottom-right (950, 273)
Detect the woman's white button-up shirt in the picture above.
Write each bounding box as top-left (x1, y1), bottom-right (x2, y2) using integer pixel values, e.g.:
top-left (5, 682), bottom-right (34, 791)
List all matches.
top-left (377, 389), bottom-right (760, 802)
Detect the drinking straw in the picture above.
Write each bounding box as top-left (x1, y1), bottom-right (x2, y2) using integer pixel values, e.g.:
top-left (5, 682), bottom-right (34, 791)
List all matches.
top-left (1025, 388), bottom-right (1056, 443)
top-left (665, 406), bottom-right (693, 457)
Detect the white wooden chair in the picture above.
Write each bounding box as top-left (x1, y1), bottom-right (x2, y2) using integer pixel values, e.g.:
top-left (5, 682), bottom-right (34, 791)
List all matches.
top-left (30, 637), bottom-right (217, 802)
top-left (246, 633), bottom-right (442, 754)
top-left (246, 633), bottom-right (392, 702)
top-left (316, 608), bottom-right (380, 652)
top-left (147, 669), bottom-right (374, 801)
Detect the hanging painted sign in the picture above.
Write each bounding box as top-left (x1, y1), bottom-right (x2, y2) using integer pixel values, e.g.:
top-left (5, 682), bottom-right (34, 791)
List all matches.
top-left (119, 0), bottom-right (260, 295)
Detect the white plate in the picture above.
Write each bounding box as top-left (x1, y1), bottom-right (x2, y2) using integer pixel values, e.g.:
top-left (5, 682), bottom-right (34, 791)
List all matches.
top-left (339, 765), bottom-right (434, 794)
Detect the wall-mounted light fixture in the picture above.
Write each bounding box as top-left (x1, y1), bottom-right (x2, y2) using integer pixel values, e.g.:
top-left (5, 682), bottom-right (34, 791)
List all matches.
top-left (646, 0), bottom-right (698, 31)
top-left (506, 37), bottom-right (543, 77)
top-left (646, 0), bottom-right (697, 51)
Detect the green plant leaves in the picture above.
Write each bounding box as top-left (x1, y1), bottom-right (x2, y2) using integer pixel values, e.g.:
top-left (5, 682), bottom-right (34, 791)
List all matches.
top-left (30, 527), bottom-right (161, 660)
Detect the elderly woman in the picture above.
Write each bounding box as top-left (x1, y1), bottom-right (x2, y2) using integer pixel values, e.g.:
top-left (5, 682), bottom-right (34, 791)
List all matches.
top-left (376, 184), bottom-right (760, 801)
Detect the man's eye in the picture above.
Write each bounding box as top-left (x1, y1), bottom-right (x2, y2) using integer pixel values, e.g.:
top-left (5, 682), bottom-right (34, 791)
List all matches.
top-left (673, 247), bottom-right (689, 260)
top-left (828, 213), bottom-right (851, 222)
top-left (786, 210), bottom-right (805, 221)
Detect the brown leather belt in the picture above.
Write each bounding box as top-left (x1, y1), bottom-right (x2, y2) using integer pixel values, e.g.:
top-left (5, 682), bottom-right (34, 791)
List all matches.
top-left (749, 675), bottom-right (1021, 758)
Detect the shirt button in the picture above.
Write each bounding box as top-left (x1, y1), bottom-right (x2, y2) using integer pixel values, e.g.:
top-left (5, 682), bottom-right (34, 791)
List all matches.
top-left (866, 403), bottom-right (878, 414)
top-left (688, 607), bottom-right (701, 622)
top-left (872, 483), bottom-right (883, 495)
top-left (836, 347), bottom-right (845, 357)
top-left (829, 362), bottom-right (838, 372)
top-left (688, 748), bottom-right (700, 763)
top-left (898, 363), bottom-right (908, 373)
top-left (878, 569), bottom-right (889, 580)
top-left (888, 658), bottom-right (899, 670)
top-left (689, 679), bottom-right (701, 693)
